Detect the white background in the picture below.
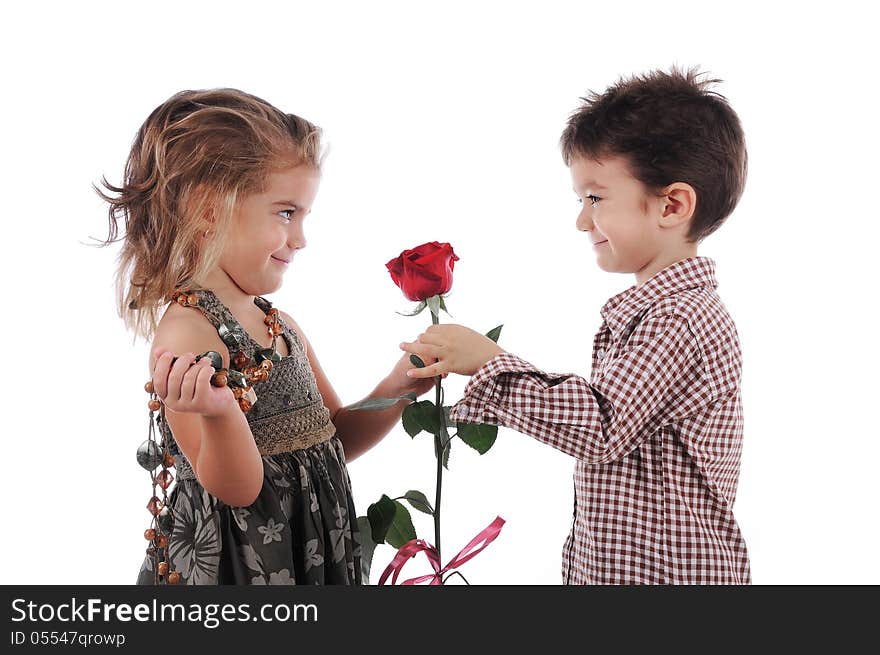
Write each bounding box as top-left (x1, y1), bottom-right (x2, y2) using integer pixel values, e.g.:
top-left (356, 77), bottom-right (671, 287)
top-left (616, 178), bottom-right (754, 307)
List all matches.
top-left (1, 1), bottom-right (877, 585)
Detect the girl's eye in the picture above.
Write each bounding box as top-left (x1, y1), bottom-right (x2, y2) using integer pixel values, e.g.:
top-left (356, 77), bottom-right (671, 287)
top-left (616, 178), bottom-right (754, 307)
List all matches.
top-left (278, 209), bottom-right (296, 222)
top-left (576, 195), bottom-right (601, 206)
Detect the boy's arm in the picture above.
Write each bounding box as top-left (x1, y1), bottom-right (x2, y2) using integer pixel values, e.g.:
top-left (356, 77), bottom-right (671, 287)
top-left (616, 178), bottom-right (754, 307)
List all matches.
top-left (449, 313), bottom-right (714, 464)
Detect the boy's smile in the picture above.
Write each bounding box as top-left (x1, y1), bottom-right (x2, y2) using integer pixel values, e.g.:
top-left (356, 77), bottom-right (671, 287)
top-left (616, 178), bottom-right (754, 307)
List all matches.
top-left (570, 154), bottom-right (698, 286)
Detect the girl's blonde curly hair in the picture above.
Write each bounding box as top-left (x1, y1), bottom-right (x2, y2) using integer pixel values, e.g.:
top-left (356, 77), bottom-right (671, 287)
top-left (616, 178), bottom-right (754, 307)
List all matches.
top-left (95, 88), bottom-right (323, 341)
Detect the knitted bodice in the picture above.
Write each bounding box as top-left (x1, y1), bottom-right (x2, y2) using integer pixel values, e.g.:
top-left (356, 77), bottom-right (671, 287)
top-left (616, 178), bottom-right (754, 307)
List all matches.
top-left (157, 289), bottom-right (336, 481)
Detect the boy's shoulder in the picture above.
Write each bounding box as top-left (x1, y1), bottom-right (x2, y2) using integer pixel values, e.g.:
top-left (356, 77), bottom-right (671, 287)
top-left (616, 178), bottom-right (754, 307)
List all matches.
top-left (149, 302), bottom-right (228, 372)
top-left (643, 286), bottom-right (742, 398)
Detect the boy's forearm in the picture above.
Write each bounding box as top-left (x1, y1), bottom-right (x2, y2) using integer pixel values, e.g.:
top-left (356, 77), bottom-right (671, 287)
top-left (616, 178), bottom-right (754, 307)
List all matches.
top-left (333, 377), bottom-right (410, 462)
top-left (196, 409), bottom-right (264, 507)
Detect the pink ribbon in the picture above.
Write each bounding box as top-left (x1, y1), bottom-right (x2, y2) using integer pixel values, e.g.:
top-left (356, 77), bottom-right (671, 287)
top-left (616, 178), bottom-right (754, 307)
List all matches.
top-left (378, 516), bottom-right (505, 586)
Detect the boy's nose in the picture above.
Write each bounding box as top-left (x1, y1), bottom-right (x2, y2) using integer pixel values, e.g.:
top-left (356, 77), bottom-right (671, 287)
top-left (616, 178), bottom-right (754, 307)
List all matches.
top-left (576, 209), bottom-right (593, 232)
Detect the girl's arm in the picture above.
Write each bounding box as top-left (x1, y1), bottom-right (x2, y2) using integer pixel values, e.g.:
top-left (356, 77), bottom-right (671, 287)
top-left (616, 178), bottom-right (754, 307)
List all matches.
top-left (151, 314), bottom-right (264, 507)
top-left (281, 311), bottom-right (433, 462)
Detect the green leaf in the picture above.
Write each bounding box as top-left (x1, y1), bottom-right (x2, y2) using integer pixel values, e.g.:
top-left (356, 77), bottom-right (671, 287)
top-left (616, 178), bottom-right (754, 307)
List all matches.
top-left (457, 422), bottom-right (499, 455)
top-left (485, 324), bottom-right (504, 343)
top-left (402, 402), bottom-right (423, 437)
top-left (406, 400), bottom-right (441, 436)
top-left (426, 295), bottom-right (441, 319)
top-left (410, 354), bottom-right (426, 368)
top-left (435, 435), bottom-right (452, 470)
top-left (385, 501), bottom-right (417, 549)
top-left (396, 300), bottom-right (428, 317)
top-left (402, 490), bottom-right (434, 515)
top-left (438, 295), bottom-right (452, 317)
top-left (346, 393), bottom-right (417, 411)
top-left (367, 495), bottom-right (396, 543)
top-left (356, 515), bottom-right (377, 583)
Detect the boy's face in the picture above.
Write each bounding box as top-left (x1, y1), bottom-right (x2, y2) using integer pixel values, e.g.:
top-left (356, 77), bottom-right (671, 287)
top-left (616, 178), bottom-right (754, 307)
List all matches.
top-left (569, 154), bottom-right (695, 284)
top-left (219, 165), bottom-right (320, 296)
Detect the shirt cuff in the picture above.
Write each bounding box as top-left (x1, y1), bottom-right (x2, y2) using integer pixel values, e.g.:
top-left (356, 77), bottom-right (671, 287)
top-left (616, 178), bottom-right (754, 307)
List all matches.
top-left (449, 352), bottom-right (539, 424)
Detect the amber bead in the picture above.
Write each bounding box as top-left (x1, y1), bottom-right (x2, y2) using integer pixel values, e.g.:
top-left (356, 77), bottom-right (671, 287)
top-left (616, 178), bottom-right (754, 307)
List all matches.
top-left (232, 386), bottom-right (244, 400)
top-left (238, 397), bottom-right (252, 412)
top-left (270, 323), bottom-right (283, 336)
top-left (162, 451), bottom-right (175, 468)
top-left (255, 368), bottom-right (269, 382)
top-left (186, 293), bottom-right (198, 306)
top-left (147, 496), bottom-right (163, 516)
top-left (233, 350), bottom-right (248, 369)
top-left (157, 534), bottom-right (168, 549)
top-left (211, 371), bottom-right (228, 387)
top-left (167, 571), bottom-right (181, 584)
top-left (268, 307), bottom-right (279, 317)
top-left (156, 469), bottom-right (174, 490)
top-left (144, 528), bottom-right (156, 541)
top-left (260, 360), bottom-right (273, 372)
top-left (263, 314), bottom-right (274, 326)
top-left (158, 561), bottom-right (168, 576)
top-left (148, 399), bottom-right (162, 412)
top-left (144, 381), bottom-right (154, 394)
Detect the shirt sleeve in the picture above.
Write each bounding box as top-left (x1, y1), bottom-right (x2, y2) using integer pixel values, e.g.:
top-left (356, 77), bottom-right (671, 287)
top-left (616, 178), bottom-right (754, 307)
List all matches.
top-left (448, 313), bottom-right (713, 464)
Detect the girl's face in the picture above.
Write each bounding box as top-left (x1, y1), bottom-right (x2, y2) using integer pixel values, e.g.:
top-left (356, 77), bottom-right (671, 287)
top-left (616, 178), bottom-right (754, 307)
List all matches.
top-left (218, 164), bottom-right (321, 296)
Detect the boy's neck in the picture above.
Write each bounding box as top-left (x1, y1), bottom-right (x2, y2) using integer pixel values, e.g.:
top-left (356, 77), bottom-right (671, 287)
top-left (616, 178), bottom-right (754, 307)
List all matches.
top-left (635, 244), bottom-right (698, 287)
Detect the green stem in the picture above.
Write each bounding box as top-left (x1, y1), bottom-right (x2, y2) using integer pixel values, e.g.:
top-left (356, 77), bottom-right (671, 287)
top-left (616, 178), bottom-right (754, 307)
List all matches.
top-left (431, 303), bottom-right (443, 566)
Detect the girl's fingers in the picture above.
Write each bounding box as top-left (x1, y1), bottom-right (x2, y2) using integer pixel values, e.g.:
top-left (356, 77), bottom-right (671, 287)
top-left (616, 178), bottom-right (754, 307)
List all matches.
top-left (152, 351), bottom-right (174, 399)
top-left (192, 361), bottom-right (215, 405)
top-left (180, 359), bottom-right (207, 403)
top-left (167, 353), bottom-right (196, 403)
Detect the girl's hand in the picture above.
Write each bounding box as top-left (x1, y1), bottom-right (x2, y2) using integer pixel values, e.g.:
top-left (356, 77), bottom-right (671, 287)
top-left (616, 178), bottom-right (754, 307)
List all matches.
top-left (388, 351), bottom-right (442, 398)
top-left (151, 349), bottom-right (238, 418)
top-left (400, 324), bottom-right (505, 379)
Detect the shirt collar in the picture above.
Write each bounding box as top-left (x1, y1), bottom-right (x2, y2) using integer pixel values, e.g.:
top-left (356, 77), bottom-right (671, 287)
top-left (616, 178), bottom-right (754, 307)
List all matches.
top-left (600, 256), bottom-right (718, 341)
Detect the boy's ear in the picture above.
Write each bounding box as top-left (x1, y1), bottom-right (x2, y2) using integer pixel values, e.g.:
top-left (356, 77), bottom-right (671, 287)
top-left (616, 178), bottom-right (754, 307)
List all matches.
top-left (659, 182), bottom-right (697, 228)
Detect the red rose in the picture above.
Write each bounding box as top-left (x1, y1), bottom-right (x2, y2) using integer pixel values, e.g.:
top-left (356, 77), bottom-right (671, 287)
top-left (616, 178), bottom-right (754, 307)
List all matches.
top-left (386, 242), bottom-right (459, 301)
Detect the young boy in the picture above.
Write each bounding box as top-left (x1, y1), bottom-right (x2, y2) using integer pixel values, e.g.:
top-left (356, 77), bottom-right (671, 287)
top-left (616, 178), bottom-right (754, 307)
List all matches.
top-left (400, 66), bottom-right (750, 584)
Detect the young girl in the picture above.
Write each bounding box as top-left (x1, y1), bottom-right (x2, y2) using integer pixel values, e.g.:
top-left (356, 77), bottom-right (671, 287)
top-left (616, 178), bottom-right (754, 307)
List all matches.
top-left (99, 88), bottom-right (435, 585)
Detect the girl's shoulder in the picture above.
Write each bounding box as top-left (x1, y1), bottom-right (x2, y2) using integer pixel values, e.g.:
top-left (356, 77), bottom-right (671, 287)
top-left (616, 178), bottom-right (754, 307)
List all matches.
top-left (148, 301), bottom-right (229, 373)
top-left (276, 308), bottom-right (309, 357)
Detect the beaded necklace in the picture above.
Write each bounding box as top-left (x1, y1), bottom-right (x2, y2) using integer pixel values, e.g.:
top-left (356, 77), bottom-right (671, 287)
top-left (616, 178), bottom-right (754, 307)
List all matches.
top-left (138, 289), bottom-right (284, 584)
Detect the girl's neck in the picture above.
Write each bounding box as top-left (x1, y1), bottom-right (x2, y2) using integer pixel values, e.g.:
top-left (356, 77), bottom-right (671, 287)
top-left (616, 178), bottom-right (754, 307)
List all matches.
top-left (197, 269), bottom-right (255, 312)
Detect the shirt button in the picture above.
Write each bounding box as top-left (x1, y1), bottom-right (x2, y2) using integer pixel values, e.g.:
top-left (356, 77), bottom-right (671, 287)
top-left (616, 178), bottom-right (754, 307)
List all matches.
top-left (457, 404), bottom-right (469, 415)
top-left (597, 349), bottom-right (605, 360)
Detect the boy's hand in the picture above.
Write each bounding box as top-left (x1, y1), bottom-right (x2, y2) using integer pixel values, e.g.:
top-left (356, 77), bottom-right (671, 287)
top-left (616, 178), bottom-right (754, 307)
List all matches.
top-left (400, 324), bottom-right (505, 379)
top-left (151, 349), bottom-right (238, 418)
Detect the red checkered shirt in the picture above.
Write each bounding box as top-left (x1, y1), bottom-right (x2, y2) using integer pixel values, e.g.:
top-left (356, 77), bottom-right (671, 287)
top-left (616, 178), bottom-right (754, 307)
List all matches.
top-left (449, 256), bottom-right (750, 584)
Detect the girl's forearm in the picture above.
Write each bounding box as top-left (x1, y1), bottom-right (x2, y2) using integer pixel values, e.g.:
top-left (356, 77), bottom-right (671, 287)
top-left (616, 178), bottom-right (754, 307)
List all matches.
top-left (196, 409), bottom-right (264, 507)
top-left (333, 377), bottom-right (409, 462)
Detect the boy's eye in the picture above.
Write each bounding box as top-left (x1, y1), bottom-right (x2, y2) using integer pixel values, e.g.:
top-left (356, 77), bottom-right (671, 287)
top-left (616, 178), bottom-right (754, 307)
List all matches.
top-left (577, 195), bottom-right (601, 206)
top-left (278, 209), bottom-right (296, 222)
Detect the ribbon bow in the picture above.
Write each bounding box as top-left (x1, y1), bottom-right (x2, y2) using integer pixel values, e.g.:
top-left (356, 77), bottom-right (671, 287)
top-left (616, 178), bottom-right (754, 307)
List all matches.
top-left (378, 516), bottom-right (505, 585)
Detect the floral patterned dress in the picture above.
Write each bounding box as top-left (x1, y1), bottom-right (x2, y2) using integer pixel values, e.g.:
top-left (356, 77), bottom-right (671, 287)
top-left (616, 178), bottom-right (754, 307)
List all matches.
top-left (136, 289), bottom-right (363, 585)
